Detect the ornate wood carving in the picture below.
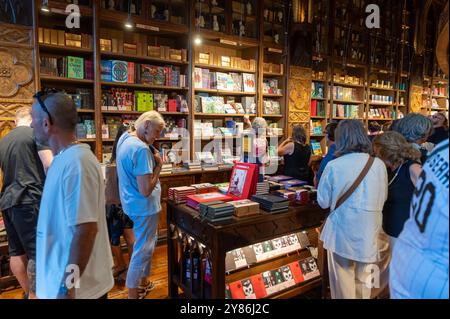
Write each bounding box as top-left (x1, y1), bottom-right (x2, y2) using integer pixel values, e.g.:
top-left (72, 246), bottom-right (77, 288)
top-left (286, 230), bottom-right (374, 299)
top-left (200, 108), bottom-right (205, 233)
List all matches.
top-left (410, 85), bottom-right (424, 113)
top-left (287, 66), bottom-right (312, 137)
top-left (436, 2), bottom-right (449, 76)
top-left (0, 22), bottom-right (34, 139)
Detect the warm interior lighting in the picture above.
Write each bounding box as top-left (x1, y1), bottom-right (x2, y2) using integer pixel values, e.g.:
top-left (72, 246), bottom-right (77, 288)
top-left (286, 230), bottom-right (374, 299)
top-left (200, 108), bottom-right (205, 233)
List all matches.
top-left (194, 35), bottom-right (202, 45)
top-left (124, 18), bottom-right (134, 29)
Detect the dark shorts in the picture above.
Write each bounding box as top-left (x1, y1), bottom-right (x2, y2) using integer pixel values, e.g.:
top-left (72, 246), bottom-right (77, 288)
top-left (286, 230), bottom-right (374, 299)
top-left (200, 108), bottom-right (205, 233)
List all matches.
top-left (2, 204), bottom-right (38, 259)
top-left (106, 204), bottom-right (133, 246)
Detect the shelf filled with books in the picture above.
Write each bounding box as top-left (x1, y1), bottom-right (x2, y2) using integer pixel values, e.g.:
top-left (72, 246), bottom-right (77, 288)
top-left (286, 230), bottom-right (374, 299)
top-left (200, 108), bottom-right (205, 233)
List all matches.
top-left (261, 0), bottom-right (287, 144)
top-left (309, 58), bottom-right (329, 156)
top-left (36, 2), bottom-right (97, 155)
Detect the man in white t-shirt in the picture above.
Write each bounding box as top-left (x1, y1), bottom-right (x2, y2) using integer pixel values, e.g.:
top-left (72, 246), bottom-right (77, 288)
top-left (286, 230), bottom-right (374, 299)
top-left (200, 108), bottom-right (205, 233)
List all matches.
top-left (31, 90), bottom-right (114, 299)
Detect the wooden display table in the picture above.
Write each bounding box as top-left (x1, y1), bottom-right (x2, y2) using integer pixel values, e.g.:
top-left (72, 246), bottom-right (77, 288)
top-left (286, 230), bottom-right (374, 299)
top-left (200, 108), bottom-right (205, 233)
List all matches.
top-left (167, 202), bottom-right (327, 299)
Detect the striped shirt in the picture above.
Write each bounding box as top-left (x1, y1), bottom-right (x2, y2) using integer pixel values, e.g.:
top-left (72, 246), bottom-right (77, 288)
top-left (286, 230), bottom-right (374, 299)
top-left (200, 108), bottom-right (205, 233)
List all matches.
top-left (390, 140), bottom-right (449, 299)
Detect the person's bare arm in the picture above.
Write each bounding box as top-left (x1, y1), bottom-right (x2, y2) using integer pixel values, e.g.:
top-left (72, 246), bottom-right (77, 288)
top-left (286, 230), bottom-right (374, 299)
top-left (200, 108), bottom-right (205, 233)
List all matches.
top-left (277, 140), bottom-right (294, 156)
top-left (59, 222), bottom-right (98, 299)
top-left (38, 149), bottom-right (53, 174)
top-left (409, 163), bottom-right (423, 187)
top-left (137, 152), bottom-right (162, 197)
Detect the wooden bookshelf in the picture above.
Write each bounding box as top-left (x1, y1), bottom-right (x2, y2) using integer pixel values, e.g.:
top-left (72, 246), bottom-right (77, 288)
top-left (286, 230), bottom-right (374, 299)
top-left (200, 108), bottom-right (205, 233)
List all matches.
top-left (101, 82), bottom-right (188, 91)
top-left (39, 44), bottom-right (94, 55)
top-left (194, 63), bottom-right (256, 74)
top-left (101, 51), bottom-right (189, 66)
top-left (40, 75), bottom-right (95, 85)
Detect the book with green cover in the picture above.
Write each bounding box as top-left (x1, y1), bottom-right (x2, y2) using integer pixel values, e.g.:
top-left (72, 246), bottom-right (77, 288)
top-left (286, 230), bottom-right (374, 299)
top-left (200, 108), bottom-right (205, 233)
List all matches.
top-left (67, 56), bottom-right (84, 79)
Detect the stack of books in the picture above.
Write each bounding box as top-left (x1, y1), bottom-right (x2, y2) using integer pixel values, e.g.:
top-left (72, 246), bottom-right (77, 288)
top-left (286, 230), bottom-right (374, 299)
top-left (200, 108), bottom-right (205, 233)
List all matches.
top-left (268, 181), bottom-right (284, 191)
top-left (199, 201), bottom-right (235, 222)
top-left (191, 183), bottom-right (218, 194)
top-left (266, 175), bottom-right (293, 183)
top-left (274, 190), bottom-right (297, 205)
top-left (228, 199), bottom-right (260, 218)
top-left (183, 161), bottom-right (202, 172)
top-left (168, 186), bottom-right (197, 204)
top-left (186, 192), bottom-right (233, 211)
top-left (215, 182), bottom-right (230, 194)
top-left (161, 163), bottom-right (173, 175)
top-left (280, 179), bottom-right (308, 189)
top-left (250, 194), bottom-right (290, 214)
top-left (287, 187), bottom-right (311, 205)
top-left (256, 181), bottom-right (270, 195)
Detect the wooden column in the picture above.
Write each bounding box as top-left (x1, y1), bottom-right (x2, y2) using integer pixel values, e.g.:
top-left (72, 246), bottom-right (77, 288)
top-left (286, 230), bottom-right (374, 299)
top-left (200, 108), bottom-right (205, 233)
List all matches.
top-left (0, 22), bottom-right (35, 137)
top-left (287, 66), bottom-right (312, 136)
top-left (93, 1), bottom-right (102, 161)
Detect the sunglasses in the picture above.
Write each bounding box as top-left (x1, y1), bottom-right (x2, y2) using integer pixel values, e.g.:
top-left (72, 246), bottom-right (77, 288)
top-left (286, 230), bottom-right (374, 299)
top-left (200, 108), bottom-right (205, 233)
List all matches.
top-left (33, 88), bottom-right (60, 125)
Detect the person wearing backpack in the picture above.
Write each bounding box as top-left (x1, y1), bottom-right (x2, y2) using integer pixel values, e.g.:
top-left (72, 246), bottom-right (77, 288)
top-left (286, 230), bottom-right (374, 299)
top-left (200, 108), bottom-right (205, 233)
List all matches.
top-left (105, 124), bottom-right (135, 281)
top-left (317, 120), bottom-right (388, 299)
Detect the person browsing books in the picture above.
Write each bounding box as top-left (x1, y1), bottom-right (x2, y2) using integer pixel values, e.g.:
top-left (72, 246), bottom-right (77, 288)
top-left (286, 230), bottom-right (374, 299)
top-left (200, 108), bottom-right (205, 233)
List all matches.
top-left (277, 124), bottom-right (313, 185)
top-left (317, 120), bottom-right (388, 299)
top-left (31, 91), bottom-right (113, 299)
top-left (393, 113), bottom-right (433, 164)
top-left (0, 107), bottom-right (53, 298)
top-left (427, 112), bottom-right (449, 146)
top-left (116, 111), bottom-right (165, 299)
top-left (372, 131), bottom-right (423, 247)
top-left (314, 122), bottom-right (338, 187)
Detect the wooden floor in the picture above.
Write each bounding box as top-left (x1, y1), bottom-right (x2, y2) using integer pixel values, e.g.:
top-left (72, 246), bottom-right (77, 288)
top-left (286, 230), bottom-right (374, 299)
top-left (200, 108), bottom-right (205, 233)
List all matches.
top-left (0, 244), bottom-right (169, 299)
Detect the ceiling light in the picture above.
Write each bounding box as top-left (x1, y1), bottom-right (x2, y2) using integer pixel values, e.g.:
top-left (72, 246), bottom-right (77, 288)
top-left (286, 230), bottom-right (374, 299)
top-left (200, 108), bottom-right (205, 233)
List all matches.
top-left (194, 35), bottom-right (202, 46)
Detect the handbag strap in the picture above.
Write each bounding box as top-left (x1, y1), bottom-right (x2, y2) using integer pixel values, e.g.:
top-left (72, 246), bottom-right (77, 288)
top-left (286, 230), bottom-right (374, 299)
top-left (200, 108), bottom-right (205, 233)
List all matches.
top-left (334, 156), bottom-right (375, 211)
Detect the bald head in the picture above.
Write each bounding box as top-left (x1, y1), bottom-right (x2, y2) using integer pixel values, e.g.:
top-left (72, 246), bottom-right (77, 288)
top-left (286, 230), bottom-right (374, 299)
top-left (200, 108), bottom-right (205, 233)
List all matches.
top-left (15, 107), bottom-right (32, 126)
top-left (39, 92), bottom-right (78, 132)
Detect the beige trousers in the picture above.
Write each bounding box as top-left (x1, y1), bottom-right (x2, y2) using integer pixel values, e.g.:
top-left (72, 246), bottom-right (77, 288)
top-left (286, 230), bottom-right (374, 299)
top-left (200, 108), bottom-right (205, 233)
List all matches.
top-left (327, 232), bottom-right (391, 299)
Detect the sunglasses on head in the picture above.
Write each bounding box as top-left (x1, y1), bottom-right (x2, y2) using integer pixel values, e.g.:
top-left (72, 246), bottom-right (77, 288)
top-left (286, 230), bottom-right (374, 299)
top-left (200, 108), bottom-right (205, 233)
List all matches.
top-left (33, 88), bottom-right (60, 125)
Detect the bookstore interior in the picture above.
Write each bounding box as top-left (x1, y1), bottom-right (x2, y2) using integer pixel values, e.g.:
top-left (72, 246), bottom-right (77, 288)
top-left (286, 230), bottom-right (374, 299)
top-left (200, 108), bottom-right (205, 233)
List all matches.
top-left (0, 0), bottom-right (448, 302)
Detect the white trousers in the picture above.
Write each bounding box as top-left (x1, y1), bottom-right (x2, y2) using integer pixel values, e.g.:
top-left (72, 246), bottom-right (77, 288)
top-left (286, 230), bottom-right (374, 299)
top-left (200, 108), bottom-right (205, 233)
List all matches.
top-left (327, 251), bottom-right (373, 299)
top-left (126, 213), bottom-right (159, 289)
top-left (327, 231), bottom-right (391, 299)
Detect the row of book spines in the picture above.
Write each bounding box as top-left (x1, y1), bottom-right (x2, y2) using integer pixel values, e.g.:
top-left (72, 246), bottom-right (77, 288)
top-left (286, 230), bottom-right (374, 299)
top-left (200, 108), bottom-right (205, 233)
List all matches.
top-left (101, 61), bottom-right (187, 87)
top-left (40, 56), bottom-right (93, 80)
top-left (100, 28), bottom-right (188, 60)
top-left (310, 100), bottom-right (326, 117)
top-left (367, 108), bottom-right (394, 118)
top-left (332, 104), bottom-right (360, 118)
top-left (195, 52), bottom-right (257, 72)
top-left (38, 28), bottom-right (93, 49)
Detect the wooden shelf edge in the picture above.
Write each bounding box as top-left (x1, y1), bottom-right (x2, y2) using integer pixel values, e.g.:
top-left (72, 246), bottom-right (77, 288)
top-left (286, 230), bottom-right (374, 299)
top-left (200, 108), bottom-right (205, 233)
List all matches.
top-left (39, 43), bottom-right (93, 54)
top-left (101, 51), bottom-right (189, 66)
top-left (101, 82), bottom-right (188, 90)
top-left (195, 63), bottom-right (256, 74)
top-left (40, 75), bottom-right (94, 84)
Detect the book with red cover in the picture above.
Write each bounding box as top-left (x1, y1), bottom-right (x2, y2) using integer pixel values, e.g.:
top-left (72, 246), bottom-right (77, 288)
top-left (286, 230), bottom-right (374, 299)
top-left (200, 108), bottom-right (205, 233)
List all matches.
top-left (84, 59), bottom-right (94, 80)
top-left (127, 62), bottom-right (135, 84)
top-left (250, 274), bottom-right (267, 299)
top-left (311, 99), bottom-right (317, 116)
top-left (186, 192), bottom-right (233, 210)
top-left (227, 162), bottom-right (258, 200)
top-left (229, 279), bottom-right (257, 299)
top-left (288, 261), bottom-right (305, 284)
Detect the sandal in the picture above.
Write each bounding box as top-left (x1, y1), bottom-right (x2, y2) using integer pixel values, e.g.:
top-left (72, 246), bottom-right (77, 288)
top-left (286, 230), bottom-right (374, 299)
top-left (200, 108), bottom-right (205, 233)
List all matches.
top-left (138, 281), bottom-right (155, 299)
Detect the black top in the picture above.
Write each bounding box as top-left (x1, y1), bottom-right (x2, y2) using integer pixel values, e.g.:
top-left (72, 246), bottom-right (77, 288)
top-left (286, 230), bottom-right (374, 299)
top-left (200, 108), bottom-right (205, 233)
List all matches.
top-left (0, 126), bottom-right (47, 211)
top-left (428, 127), bottom-right (449, 145)
top-left (283, 142), bottom-right (313, 184)
top-left (382, 160), bottom-right (419, 237)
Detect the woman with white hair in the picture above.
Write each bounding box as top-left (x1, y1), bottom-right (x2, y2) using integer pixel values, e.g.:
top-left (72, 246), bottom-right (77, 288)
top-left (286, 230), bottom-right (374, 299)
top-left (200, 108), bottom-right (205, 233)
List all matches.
top-left (393, 113), bottom-right (433, 164)
top-left (116, 111), bottom-right (165, 299)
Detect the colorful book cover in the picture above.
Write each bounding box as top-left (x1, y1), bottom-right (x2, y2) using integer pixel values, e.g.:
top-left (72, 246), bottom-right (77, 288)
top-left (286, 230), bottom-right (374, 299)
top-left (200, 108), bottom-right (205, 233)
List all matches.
top-left (201, 68), bottom-right (210, 89)
top-left (230, 73), bottom-right (243, 92)
top-left (288, 261), bottom-right (305, 284)
top-left (111, 60), bottom-right (128, 83)
top-left (250, 274), bottom-right (267, 299)
top-left (299, 257), bottom-right (320, 281)
top-left (193, 67), bottom-right (203, 88)
top-left (84, 59), bottom-right (94, 80)
top-left (227, 162), bottom-right (258, 200)
top-left (242, 73), bottom-right (256, 93)
top-left (127, 62), bottom-right (135, 84)
top-left (217, 72), bottom-right (230, 91)
top-left (67, 56), bottom-right (84, 79)
top-left (311, 142), bottom-right (323, 156)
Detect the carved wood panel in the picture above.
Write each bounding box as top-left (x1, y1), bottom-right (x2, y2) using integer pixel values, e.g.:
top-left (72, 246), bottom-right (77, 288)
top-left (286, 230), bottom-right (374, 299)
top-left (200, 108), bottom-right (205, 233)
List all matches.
top-left (287, 66), bottom-right (312, 137)
top-left (0, 22), bottom-right (34, 139)
top-left (410, 85), bottom-right (424, 113)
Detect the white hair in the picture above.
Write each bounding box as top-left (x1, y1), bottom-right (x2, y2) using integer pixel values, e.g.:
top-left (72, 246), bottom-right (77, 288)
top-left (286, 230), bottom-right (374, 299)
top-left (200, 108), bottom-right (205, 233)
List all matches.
top-left (134, 111), bottom-right (165, 133)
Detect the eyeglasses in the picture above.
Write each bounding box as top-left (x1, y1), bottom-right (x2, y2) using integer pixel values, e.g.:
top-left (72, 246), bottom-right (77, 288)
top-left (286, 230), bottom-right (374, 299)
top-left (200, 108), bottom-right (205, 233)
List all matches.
top-left (33, 88), bottom-right (60, 125)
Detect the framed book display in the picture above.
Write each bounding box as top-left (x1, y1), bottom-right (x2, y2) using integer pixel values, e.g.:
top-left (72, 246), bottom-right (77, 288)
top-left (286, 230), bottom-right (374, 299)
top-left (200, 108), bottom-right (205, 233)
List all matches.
top-left (227, 162), bottom-right (258, 200)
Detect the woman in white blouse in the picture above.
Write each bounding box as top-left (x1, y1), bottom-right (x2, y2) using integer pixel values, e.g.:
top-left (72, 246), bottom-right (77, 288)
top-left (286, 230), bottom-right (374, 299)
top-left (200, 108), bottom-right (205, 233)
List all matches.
top-left (318, 120), bottom-right (388, 299)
